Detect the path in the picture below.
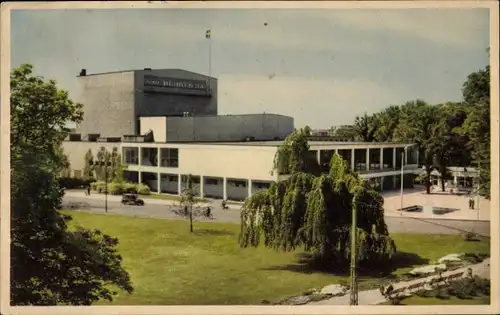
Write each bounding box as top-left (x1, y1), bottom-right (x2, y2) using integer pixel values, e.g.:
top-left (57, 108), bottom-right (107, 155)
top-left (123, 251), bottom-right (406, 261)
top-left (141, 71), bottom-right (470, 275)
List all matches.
top-left (310, 258), bottom-right (490, 305)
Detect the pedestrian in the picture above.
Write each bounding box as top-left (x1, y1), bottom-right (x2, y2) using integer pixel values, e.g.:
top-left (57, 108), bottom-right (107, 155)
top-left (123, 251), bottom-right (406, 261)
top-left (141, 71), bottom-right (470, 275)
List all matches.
top-left (468, 198), bottom-right (472, 209)
top-left (87, 184), bottom-right (91, 196)
top-left (471, 198), bottom-right (475, 210)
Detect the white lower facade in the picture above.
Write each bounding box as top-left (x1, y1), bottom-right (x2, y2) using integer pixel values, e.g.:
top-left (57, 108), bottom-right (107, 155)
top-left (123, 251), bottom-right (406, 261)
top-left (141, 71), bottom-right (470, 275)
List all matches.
top-left (118, 141), bottom-right (420, 200)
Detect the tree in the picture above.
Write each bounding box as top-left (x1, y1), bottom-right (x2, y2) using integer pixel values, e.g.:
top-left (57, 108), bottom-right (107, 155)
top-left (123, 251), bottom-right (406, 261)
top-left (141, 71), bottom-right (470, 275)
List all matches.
top-left (331, 125), bottom-right (357, 141)
top-left (273, 129), bottom-right (321, 176)
top-left (353, 113), bottom-right (377, 142)
top-left (392, 100), bottom-right (441, 194)
top-left (83, 149), bottom-right (95, 180)
top-left (173, 174), bottom-right (202, 233)
top-left (239, 130), bottom-right (395, 270)
top-left (458, 66), bottom-right (490, 198)
top-left (10, 64), bottom-right (133, 305)
top-left (372, 105), bottom-right (401, 142)
top-left (303, 125), bottom-right (312, 136)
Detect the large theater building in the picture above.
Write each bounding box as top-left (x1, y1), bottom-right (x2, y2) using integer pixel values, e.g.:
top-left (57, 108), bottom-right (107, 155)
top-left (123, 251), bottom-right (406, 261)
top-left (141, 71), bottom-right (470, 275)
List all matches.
top-left (63, 68), bottom-right (420, 201)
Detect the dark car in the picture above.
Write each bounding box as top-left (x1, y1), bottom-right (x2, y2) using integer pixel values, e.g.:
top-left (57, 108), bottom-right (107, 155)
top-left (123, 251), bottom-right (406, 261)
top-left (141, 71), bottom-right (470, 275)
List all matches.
top-left (121, 193), bottom-right (145, 206)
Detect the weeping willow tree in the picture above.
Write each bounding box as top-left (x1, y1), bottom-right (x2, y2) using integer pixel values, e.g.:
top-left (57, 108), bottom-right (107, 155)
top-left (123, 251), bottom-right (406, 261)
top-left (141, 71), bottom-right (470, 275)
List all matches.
top-left (240, 129), bottom-right (396, 269)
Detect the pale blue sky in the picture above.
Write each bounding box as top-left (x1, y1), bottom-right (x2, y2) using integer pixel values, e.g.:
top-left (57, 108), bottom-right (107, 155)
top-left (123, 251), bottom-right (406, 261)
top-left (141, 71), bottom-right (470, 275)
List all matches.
top-left (11, 8), bottom-right (489, 128)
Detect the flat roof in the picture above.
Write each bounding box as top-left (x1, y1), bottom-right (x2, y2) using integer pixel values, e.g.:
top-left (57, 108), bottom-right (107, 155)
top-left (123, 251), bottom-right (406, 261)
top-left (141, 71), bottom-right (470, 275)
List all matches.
top-left (77, 68), bottom-right (216, 79)
top-left (185, 140), bottom-right (415, 148)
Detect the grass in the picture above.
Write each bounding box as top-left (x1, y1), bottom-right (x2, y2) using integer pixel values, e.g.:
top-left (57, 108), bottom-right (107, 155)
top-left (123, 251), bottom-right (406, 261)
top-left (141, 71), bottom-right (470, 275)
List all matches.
top-left (62, 210), bottom-right (490, 305)
top-left (145, 193), bottom-right (207, 202)
top-left (381, 295), bottom-right (490, 305)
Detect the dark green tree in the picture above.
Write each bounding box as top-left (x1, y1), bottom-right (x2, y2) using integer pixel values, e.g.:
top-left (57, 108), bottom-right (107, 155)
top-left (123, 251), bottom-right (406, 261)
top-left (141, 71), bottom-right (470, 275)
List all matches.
top-left (10, 64), bottom-right (133, 305)
top-left (372, 105), bottom-right (401, 142)
top-left (353, 113), bottom-right (377, 142)
top-left (83, 149), bottom-right (95, 180)
top-left (239, 130), bottom-right (395, 269)
top-left (458, 66), bottom-right (490, 198)
top-left (331, 125), bottom-right (357, 141)
top-left (393, 100), bottom-right (441, 194)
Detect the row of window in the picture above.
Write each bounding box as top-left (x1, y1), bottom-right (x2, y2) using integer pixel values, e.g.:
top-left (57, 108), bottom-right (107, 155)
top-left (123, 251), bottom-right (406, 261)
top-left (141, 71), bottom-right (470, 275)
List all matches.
top-left (123, 147), bottom-right (179, 168)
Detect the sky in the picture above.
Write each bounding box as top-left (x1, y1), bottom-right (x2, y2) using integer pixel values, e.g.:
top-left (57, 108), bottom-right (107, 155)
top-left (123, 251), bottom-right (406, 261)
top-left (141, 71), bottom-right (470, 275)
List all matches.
top-left (10, 7), bottom-right (490, 128)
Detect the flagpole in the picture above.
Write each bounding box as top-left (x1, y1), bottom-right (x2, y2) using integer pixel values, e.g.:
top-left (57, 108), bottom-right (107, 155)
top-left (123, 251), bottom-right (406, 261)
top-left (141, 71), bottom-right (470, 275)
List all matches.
top-left (207, 29), bottom-right (212, 92)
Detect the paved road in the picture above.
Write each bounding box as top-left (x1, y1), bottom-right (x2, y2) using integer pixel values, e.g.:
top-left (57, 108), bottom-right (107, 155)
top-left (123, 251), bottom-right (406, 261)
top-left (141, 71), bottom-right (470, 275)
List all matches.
top-left (62, 196), bottom-right (490, 237)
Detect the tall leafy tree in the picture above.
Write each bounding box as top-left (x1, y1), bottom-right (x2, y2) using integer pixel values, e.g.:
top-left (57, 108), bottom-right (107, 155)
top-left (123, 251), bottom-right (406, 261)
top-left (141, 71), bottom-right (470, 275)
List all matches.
top-left (10, 64), bottom-right (133, 305)
top-left (353, 113), bottom-right (377, 142)
top-left (239, 130), bottom-right (395, 269)
top-left (83, 149), bottom-right (95, 180)
top-left (393, 100), bottom-right (441, 194)
top-left (331, 125), bottom-right (357, 141)
top-left (372, 105), bottom-right (401, 142)
top-left (458, 66), bottom-right (490, 197)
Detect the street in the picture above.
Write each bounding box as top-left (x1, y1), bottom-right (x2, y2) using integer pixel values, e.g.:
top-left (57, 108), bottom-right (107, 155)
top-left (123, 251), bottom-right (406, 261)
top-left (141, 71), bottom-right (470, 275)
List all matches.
top-left (62, 195), bottom-right (490, 236)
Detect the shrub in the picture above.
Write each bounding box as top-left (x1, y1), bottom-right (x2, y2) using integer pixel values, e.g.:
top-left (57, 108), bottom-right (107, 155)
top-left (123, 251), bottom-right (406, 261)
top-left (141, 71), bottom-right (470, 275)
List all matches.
top-left (90, 181), bottom-right (104, 191)
top-left (447, 276), bottom-right (490, 299)
top-left (136, 183), bottom-right (151, 195)
top-left (96, 181), bottom-right (107, 194)
top-left (460, 252), bottom-right (489, 264)
top-left (122, 182), bottom-right (137, 193)
top-left (462, 232), bottom-right (477, 241)
top-left (108, 182), bottom-right (124, 195)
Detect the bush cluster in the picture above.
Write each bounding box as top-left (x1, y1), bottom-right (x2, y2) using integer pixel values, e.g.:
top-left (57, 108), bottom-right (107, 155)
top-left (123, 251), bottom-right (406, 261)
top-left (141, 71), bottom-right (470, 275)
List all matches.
top-left (90, 181), bottom-right (151, 195)
top-left (59, 177), bottom-right (95, 189)
top-left (416, 275), bottom-right (490, 300)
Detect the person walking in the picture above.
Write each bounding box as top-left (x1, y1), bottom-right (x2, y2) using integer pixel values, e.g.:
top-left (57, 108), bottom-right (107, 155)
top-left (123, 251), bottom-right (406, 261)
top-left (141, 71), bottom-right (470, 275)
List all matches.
top-left (87, 184), bottom-right (91, 196)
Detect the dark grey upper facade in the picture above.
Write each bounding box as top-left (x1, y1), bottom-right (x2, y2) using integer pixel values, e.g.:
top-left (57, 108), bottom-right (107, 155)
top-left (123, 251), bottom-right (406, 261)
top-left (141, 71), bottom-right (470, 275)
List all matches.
top-left (75, 68), bottom-right (218, 138)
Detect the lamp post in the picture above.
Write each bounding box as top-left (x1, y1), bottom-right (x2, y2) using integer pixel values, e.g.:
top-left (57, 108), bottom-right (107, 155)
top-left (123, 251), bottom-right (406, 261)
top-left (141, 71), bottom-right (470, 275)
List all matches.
top-left (349, 192), bottom-right (360, 305)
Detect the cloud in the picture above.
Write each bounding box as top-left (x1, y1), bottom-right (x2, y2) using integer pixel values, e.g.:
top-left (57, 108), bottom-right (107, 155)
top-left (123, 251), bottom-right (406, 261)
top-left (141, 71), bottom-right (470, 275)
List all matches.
top-left (217, 74), bottom-right (412, 128)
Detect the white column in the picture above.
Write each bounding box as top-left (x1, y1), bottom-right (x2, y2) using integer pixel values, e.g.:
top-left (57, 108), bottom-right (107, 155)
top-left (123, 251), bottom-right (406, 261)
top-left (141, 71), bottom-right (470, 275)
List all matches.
top-left (316, 150), bottom-right (321, 165)
top-left (405, 148), bottom-right (408, 165)
top-left (380, 177), bottom-right (384, 191)
top-left (177, 174), bottom-right (182, 195)
top-left (366, 148), bottom-right (370, 171)
top-left (393, 148), bottom-right (396, 170)
top-left (248, 179), bottom-right (252, 197)
top-left (138, 147), bottom-right (143, 166)
top-left (223, 177), bottom-right (228, 200)
top-left (157, 173), bottom-right (161, 194)
top-left (138, 171), bottom-right (142, 185)
top-left (351, 148), bottom-right (355, 170)
top-left (199, 176), bottom-right (204, 198)
top-left (453, 176), bottom-right (458, 186)
top-left (157, 147), bottom-right (161, 167)
top-left (380, 148), bottom-right (384, 170)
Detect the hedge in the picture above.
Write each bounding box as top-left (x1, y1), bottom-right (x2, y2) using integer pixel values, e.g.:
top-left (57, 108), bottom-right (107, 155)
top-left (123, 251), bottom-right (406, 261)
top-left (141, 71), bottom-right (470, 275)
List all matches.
top-left (89, 181), bottom-right (151, 196)
top-left (59, 177), bottom-right (95, 189)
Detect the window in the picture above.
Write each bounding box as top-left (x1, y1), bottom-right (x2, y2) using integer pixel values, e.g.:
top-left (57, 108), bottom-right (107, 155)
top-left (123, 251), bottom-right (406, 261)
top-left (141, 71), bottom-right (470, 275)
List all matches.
top-left (141, 147), bottom-right (158, 166)
top-left (160, 148), bottom-right (179, 168)
top-left (206, 178), bottom-right (219, 185)
top-left (123, 147), bottom-right (139, 165)
top-left (233, 180), bottom-right (247, 187)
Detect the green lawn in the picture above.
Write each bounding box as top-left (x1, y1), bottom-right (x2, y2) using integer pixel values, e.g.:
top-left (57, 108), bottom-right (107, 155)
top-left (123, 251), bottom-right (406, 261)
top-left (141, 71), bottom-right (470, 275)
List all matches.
top-left (145, 193), bottom-right (207, 202)
top-left (62, 211), bottom-right (490, 305)
top-left (382, 295), bottom-right (490, 305)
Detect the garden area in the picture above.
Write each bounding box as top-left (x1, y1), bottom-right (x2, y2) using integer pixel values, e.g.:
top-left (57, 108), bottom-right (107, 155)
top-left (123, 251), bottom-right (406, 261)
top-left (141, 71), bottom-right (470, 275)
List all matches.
top-left (61, 210), bottom-right (490, 305)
